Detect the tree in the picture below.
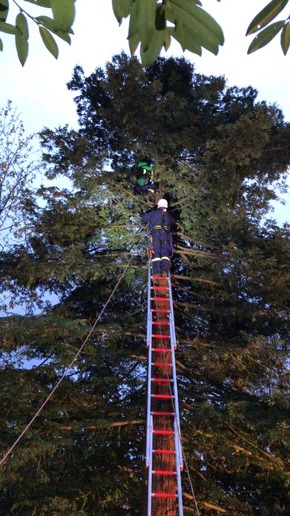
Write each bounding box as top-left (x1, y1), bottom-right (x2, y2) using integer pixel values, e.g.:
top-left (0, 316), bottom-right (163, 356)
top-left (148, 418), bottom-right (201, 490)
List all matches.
top-left (0, 100), bottom-right (38, 312)
top-left (1, 0), bottom-right (290, 66)
top-left (0, 55), bottom-right (289, 514)
top-left (0, 101), bottom-right (37, 237)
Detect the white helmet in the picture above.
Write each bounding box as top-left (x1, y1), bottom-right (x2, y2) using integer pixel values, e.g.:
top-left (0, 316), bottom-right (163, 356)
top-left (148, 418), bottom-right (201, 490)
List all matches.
top-left (157, 199), bottom-right (168, 209)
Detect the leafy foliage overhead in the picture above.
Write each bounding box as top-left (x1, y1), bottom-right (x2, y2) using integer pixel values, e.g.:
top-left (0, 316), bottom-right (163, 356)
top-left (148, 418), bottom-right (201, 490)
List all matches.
top-left (246, 0), bottom-right (290, 55)
top-left (114, 0), bottom-right (224, 66)
top-left (1, 0), bottom-right (290, 65)
top-left (0, 0), bottom-right (75, 65)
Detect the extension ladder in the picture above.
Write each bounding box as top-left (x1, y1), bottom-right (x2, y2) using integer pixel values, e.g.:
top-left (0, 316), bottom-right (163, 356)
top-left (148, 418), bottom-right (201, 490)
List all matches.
top-left (145, 266), bottom-right (183, 515)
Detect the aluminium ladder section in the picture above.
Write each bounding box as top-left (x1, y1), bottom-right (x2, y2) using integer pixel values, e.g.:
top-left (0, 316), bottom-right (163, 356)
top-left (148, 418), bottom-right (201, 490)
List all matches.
top-left (146, 266), bottom-right (183, 515)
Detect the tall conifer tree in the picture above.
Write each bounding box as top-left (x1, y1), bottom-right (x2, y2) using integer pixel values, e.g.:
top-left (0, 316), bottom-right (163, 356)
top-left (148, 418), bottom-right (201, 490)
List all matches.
top-left (0, 55), bottom-right (289, 514)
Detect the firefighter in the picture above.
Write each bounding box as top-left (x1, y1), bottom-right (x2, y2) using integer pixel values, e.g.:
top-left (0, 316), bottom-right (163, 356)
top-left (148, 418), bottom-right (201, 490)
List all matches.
top-left (142, 198), bottom-right (175, 276)
top-left (134, 161), bottom-right (157, 195)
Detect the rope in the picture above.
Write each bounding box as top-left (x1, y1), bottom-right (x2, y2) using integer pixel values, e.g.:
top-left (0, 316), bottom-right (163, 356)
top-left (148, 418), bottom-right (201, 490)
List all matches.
top-left (181, 448), bottom-right (201, 515)
top-left (0, 236), bottom-right (142, 468)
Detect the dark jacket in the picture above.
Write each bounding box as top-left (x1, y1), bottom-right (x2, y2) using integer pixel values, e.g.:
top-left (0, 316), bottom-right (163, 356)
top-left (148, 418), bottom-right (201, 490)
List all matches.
top-left (142, 208), bottom-right (175, 233)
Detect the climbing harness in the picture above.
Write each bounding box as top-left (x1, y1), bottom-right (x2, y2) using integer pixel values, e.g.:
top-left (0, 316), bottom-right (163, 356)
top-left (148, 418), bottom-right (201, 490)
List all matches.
top-left (152, 225), bottom-right (169, 231)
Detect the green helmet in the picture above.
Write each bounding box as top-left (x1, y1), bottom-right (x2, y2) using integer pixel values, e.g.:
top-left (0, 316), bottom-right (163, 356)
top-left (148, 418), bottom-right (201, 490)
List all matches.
top-left (138, 161), bottom-right (154, 171)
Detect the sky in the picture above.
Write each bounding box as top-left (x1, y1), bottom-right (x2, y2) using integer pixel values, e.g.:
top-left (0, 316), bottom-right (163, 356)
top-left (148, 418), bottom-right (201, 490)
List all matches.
top-left (0, 0), bottom-right (290, 219)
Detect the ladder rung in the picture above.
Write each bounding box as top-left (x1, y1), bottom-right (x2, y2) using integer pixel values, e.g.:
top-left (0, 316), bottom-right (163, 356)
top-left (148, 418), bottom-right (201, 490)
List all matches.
top-left (151, 286), bottom-right (168, 291)
top-left (153, 429), bottom-right (174, 435)
top-left (151, 309), bottom-right (169, 313)
top-left (153, 449), bottom-right (175, 454)
top-left (151, 394), bottom-right (174, 399)
top-left (152, 493), bottom-right (177, 498)
top-left (152, 334), bottom-right (170, 339)
top-left (152, 321), bottom-right (169, 325)
top-left (152, 347), bottom-right (171, 352)
top-left (152, 411), bottom-right (175, 416)
top-left (151, 297), bottom-right (170, 301)
top-left (152, 362), bottom-right (172, 367)
top-left (153, 470), bottom-right (176, 475)
top-left (151, 275), bottom-right (167, 280)
top-left (152, 378), bottom-right (173, 383)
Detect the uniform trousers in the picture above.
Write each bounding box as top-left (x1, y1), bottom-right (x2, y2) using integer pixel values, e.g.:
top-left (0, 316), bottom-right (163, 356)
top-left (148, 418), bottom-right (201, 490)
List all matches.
top-left (151, 229), bottom-right (172, 275)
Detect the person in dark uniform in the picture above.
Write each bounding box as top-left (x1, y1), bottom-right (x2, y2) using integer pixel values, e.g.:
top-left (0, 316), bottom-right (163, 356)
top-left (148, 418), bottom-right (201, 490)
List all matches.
top-left (142, 198), bottom-right (175, 276)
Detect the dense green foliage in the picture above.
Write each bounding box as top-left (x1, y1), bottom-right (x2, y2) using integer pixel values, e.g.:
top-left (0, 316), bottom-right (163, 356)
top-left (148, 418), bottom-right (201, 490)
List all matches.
top-left (0, 55), bottom-right (290, 514)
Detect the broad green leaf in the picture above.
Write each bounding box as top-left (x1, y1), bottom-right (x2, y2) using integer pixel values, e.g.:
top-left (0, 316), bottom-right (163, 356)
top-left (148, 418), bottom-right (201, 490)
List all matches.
top-left (128, 33), bottom-right (139, 55)
top-left (0, 21), bottom-right (17, 34)
top-left (39, 26), bottom-right (59, 58)
top-left (15, 13), bottom-right (29, 66)
top-left (16, 12), bottom-right (29, 39)
top-left (0, 37), bottom-right (3, 50)
top-left (135, 0), bottom-right (156, 52)
top-left (166, 3), bottom-right (221, 54)
top-left (15, 27), bottom-right (28, 66)
top-left (140, 28), bottom-right (166, 66)
top-left (247, 20), bottom-right (285, 54)
top-left (36, 15), bottom-right (56, 32)
top-left (24, 0), bottom-right (51, 6)
top-left (36, 15), bottom-right (71, 43)
top-left (170, 0), bottom-right (224, 44)
top-left (0, 0), bottom-right (8, 23)
top-left (51, 0), bottom-right (75, 32)
top-left (55, 30), bottom-right (71, 44)
top-left (128, 0), bottom-right (208, 57)
top-left (169, 22), bottom-right (202, 55)
top-left (128, 0), bottom-right (139, 41)
top-left (112, 0), bottom-right (131, 24)
top-left (281, 21), bottom-right (290, 54)
top-left (246, 0), bottom-right (288, 35)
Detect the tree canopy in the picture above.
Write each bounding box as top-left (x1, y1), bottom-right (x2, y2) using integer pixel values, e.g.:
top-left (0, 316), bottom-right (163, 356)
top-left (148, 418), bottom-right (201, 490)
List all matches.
top-left (0, 55), bottom-right (290, 514)
top-left (0, 101), bottom-right (37, 254)
top-left (1, 0), bottom-right (290, 65)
